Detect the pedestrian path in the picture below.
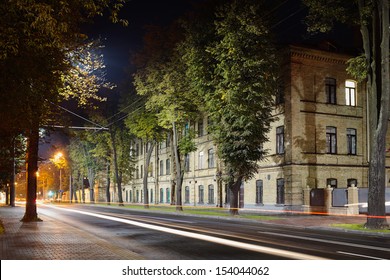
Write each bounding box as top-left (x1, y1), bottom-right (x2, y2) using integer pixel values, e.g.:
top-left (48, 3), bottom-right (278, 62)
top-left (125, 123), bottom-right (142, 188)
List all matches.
top-left (0, 205), bottom-right (143, 260)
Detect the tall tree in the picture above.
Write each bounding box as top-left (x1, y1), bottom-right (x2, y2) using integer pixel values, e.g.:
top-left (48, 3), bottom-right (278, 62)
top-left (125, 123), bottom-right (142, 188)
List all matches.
top-left (182, 0), bottom-right (279, 215)
top-left (126, 107), bottom-right (165, 208)
top-left (303, 0), bottom-right (389, 229)
top-left (0, 0), bottom-right (126, 221)
top-left (133, 24), bottom-right (199, 211)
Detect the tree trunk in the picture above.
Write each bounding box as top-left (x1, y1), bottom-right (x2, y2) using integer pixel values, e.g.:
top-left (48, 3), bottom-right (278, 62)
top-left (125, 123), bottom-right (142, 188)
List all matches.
top-left (10, 137), bottom-right (16, 207)
top-left (88, 169), bottom-right (95, 203)
top-left (143, 141), bottom-right (155, 209)
top-left (21, 121), bottom-right (41, 222)
top-left (110, 129), bottom-right (124, 206)
top-left (172, 122), bottom-right (183, 211)
top-left (229, 177), bottom-right (242, 216)
top-left (106, 162), bottom-right (111, 205)
top-left (365, 0), bottom-right (389, 229)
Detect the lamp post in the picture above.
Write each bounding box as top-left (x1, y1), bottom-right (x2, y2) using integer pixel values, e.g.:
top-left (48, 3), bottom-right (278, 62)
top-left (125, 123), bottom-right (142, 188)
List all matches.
top-left (53, 152), bottom-right (64, 201)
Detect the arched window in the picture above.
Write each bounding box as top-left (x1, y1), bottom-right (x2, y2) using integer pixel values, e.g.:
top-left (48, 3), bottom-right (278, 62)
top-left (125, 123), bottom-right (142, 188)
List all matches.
top-left (198, 185), bottom-right (204, 204)
top-left (208, 185), bottom-right (215, 204)
top-left (185, 186), bottom-right (190, 204)
top-left (166, 188), bottom-right (170, 203)
top-left (160, 188), bottom-right (164, 203)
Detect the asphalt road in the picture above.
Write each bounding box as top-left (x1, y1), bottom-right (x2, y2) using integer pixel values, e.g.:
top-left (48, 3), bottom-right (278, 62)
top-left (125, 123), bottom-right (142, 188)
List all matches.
top-left (37, 204), bottom-right (390, 260)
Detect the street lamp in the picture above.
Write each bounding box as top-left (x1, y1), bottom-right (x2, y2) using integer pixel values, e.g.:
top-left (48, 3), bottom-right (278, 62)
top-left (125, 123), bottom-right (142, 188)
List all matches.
top-left (53, 152), bottom-right (64, 201)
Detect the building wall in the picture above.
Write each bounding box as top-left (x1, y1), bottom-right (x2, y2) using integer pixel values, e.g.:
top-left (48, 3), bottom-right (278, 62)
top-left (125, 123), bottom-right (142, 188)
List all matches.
top-left (115, 45), bottom-right (390, 211)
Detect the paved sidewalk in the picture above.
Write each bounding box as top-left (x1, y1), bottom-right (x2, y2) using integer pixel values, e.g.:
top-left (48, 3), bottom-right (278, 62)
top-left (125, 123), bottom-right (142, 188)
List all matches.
top-left (0, 205), bottom-right (143, 260)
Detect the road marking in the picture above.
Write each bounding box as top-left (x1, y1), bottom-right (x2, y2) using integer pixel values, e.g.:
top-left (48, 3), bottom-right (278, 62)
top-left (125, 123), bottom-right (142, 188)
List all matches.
top-left (337, 251), bottom-right (385, 260)
top-left (47, 205), bottom-right (327, 260)
top-left (136, 215), bottom-right (195, 224)
top-left (260, 231), bottom-right (390, 253)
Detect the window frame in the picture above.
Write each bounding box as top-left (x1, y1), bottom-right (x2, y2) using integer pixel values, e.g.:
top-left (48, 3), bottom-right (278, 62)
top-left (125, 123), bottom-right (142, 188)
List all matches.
top-left (347, 128), bottom-right (357, 155)
top-left (276, 126), bottom-right (285, 154)
top-left (208, 148), bottom-right (215, 168)
top-left (325, 77), bottom-right (337, 104)
top-left (208, 184), bottom-right (215, 204)
top-left (327, 178), bottom-right (338, 188)
top-left (326, 126), bottom-right (337, 154)
top-left (198, 185), bottom-right (204, 204)
top-left (276, 178), bottom-right (285, 205)
top-left (256, 179), bottom-right (264, 205)
top-left (345, 80), bottom-right (357, 106)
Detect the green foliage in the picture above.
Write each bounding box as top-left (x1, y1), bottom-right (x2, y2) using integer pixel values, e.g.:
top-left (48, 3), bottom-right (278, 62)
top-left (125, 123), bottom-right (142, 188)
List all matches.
top-left (347, 54), bottom-right (368, 82)
top-left (178, 129), bottom-right (197, 156)
top-left (182, 0), bottom-right (279, 181)
top-left (302, 0), bottom-right (359, 33)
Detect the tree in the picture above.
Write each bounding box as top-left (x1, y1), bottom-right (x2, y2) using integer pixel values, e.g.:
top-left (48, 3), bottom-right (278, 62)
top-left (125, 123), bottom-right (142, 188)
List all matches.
top-left (108, 123), bottom-right (132, 206)
top-left (182, 0), bottom-right (279, 215)
top-left (126, 107), bottom-right (165, 208)
top-left (0, 0), bottom-right (126, 222)
top-left (303, 0), bottom-right (389, 229)
top-left (0, 134), bottom-right (25, 206)
top-left (132, 24), bottom-right (199, 211)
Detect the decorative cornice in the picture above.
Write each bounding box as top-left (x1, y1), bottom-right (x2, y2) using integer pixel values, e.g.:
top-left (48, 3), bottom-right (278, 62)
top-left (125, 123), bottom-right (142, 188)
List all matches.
top-left (289, 46), bottom-right (350, 65)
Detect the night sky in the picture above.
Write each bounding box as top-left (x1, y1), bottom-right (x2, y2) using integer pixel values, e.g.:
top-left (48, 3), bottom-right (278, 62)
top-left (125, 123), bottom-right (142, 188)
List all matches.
top-left (40, 0), bottom-right (359, 159)
top-left (88, 0), bottom-right (205, 84)
top-left (88, 0), bottom-right (357, 84)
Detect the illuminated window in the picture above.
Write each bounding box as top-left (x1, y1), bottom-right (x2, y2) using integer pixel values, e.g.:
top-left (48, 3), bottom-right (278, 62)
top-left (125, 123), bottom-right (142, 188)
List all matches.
top-left (345, 80), bottom-right (356, 106)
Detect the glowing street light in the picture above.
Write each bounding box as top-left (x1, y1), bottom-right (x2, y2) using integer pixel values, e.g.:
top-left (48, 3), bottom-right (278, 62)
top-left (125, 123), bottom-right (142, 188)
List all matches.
top-left (52, 152), bottom-right (65, 201)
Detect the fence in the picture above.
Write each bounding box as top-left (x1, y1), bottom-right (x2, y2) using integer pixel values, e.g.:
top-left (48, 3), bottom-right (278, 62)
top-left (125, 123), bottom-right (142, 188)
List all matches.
top-left (304, 186), bottom-right (390, 215)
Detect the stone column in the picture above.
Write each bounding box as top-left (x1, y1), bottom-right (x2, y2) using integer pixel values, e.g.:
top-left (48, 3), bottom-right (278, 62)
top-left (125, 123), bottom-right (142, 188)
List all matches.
top-left (347, 184), bottom-right (359, 215)
top-left (324, 185), bottom-right (333, 214)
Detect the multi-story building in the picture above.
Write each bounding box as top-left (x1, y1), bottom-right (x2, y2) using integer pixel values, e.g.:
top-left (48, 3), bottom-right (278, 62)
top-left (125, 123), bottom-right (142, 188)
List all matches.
top-left (120, 45), bottom-right (390, 212)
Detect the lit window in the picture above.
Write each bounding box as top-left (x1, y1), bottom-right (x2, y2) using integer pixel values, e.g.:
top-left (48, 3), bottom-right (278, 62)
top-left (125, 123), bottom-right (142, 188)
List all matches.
top-left (345, 80), bottom-right (356, 106)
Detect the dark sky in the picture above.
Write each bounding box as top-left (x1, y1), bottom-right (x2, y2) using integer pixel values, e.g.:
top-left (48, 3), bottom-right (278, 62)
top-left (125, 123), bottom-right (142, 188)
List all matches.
top-left (89, 0), bottom-right (358, 85)
top-left (88, 0), bottom-right (204, 84)
top-left (40, 0), bottom-right (359, 158)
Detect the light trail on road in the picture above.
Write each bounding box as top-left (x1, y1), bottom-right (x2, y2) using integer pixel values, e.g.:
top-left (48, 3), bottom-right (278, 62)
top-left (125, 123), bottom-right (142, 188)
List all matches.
top-left (44, 204), bottom-right (327, 260)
